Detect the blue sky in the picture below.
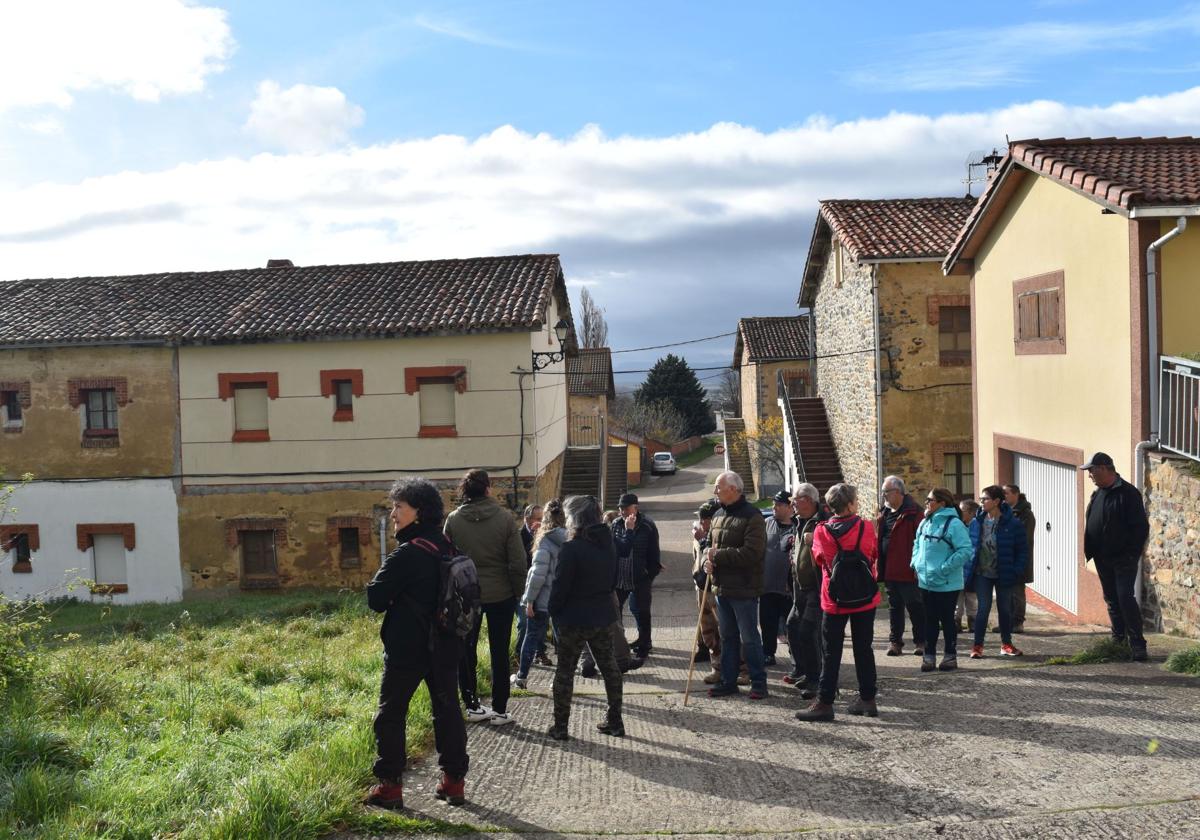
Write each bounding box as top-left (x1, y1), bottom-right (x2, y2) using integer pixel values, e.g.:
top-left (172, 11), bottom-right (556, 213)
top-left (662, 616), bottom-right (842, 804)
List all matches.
top-left (2, 1), bottom-right (1200, 386)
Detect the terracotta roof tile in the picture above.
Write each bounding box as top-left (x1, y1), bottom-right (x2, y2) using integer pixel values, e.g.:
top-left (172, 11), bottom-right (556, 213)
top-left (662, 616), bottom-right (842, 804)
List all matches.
top-left (0, 255), bottom-right (566, 347)
top-left (818, 197), bottom-right (976, 262)
top-left (736, 316), bottom-right (811, 364)
top-left (566, 347), bottom-right (614, 397)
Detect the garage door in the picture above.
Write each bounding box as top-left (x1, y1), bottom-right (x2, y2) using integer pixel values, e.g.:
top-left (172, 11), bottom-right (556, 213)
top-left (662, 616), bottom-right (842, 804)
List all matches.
top-left (1015, 454), bottom-right (1077, 614)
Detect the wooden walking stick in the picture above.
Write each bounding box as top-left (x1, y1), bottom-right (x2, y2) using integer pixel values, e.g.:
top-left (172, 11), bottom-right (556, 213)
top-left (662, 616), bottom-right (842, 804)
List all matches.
top-left (683, 570), bottom-right (713, 707)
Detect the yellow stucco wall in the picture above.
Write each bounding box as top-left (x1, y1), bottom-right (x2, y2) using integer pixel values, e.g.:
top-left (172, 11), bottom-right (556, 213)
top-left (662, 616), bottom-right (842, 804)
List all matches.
top-left (878, 262), bottom-right (973, 493)
top-left (608, 433), bottom-right (642, 480)
top-left (972, 173), bottom-right (1134, 485)
top-left (1158, 220), bottom-right (1200, 358)
top-left (568, 394), bottom-right (607, 418)
top-left (0, 346), bottom-right (177, 479)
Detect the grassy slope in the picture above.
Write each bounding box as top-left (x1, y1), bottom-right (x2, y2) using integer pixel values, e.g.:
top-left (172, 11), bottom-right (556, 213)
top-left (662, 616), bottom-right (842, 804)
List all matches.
top-left (0, 591), bottom-right (487, 839)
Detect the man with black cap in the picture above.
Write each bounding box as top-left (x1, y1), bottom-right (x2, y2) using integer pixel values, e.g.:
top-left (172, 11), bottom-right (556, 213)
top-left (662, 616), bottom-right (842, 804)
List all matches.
top-left (760, 490), bottom-right (796, 667)
top-left (1082, 452), bottom-right (1151, 661)
top-left (612, 492), bottom-right (661, 658)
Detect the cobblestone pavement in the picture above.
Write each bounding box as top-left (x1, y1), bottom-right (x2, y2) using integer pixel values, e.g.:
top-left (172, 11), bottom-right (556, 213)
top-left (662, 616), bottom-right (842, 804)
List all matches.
top-left (353, 454), bottom-right (1200, 838)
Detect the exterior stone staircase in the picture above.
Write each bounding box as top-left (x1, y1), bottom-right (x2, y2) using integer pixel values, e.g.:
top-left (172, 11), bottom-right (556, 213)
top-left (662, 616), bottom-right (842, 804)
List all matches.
top-left (721, 417), bottom-right (757, 498)
top-left (786, 397), bottom-right (843, 495)
top-left (560, 446), bottom-right (626, 508)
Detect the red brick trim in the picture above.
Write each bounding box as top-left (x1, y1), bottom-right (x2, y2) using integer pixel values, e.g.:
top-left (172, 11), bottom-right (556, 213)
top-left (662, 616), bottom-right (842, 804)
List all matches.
top-left (232, 429), bottom-right (270, 443)
top-left (224, 518), bottom-right (288, 549)
top-left (76, 523), bottom-right (136, 552)
top-left (1012, 271), bottom-right (1067, 355)
top-left (0, 380), bottom-right (31, 408)
top-left (926, 294), bottom-right (970, 325)
top-left (217, 372), bottom-right (280, 400)
top-left (419, 425), bottom-right (458, 438)
top-left (930, 441), bottom-right (972, 474)
top-left (404, 366), bottom-right (467, 395)
top-left (67, 377), bottom-right (129, 408)
top-left (320, 369), bottom-right (364, 397)
top-left (1, 524), bottom-right (40, 553)
top-left (326, 515), bottom-right (374, 548)
top-left (82, 434), bottom-right (120, 449)
top-left (332, 408), bottom-right (354, 422)
top-left (90, 583), bottom-right (129, 595)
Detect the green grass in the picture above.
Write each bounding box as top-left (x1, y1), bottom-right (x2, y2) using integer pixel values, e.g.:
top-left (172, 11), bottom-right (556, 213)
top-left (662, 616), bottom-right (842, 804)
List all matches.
top-left (0, 590), bottom-right (496, 839)
top-left (674, 440), bottom-right (717, 469)
top-left (1165, 645), bottom-right (1200, 675)
top-left (1046, 636), bottom-right (1133, 665)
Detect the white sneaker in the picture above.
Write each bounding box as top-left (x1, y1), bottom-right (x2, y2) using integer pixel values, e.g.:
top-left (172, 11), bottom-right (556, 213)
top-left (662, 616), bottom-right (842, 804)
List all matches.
top-left (465, 705), bottom-right (495, 723)
top-left (489, 711), bottom-right (515, 726)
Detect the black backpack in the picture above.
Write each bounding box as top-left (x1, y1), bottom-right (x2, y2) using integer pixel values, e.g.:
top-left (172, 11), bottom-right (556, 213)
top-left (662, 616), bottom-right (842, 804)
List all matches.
top-left (823, 521), bottom-right (877, 609)
top-left (411, 538), bottom-right (482, 643)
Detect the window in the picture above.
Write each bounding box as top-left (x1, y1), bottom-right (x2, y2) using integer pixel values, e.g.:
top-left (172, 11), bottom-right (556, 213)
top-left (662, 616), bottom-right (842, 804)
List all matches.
top-left (1013, 271), bottom-right (1066, 355)
top-left (320, 369), bottom-right (363, 421)
top-left (7, 532), bottom-right (32, 573)
top-left (2, 390), bottom-right (22, 427)
top-left (233, 384), bottom-right (269, 441)
top-left (339, 527), bottom-right (361, 568)
top-left (83, 388), bottom-right (118, 434)
top-left (92, 533), bottom-right (128, 592)
top-left (943, 453), bottom-right (975, 500)
top-left (335, 380), bottom-right (354, 411)
top-left (404, 366), bottom-right (466, 437)
top-left (938, 306), bottom-right (971, 366)
top-left (241, 530), bottom-right (279, 587)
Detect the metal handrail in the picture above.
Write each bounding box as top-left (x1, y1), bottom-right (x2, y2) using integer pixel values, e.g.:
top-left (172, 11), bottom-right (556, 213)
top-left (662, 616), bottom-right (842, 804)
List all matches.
top-left (1160, 355), bottom-right (1200, 463)
top-left (777, 369), bottom-right (807, 484)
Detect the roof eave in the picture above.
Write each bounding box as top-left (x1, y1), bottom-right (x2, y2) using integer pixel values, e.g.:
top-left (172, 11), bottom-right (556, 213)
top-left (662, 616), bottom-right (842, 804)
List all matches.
top-left (943, 159), bottom-right (1020, 274)
top-left (1127, 205), bottom-right (1200, 218)
top-left (799, 213), bottom-right (833, 307)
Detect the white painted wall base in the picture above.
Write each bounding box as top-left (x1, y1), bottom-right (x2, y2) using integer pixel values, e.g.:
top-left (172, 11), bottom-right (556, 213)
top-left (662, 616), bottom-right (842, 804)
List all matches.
top-left (1, 479), bottom-right (183, 604)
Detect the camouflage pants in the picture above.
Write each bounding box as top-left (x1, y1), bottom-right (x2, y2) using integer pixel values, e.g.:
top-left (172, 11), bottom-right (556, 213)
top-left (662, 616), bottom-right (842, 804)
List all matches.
top-left (553, 623), bottom-right (623, 727)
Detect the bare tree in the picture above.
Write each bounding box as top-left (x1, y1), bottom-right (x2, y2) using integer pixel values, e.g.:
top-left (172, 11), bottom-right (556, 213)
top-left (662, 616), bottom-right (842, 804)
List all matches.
top-left (737, 416), bottom-right (786, 488)
top-left (578, 287), bottom-right (609, 349)
top-left (715, 368), bottom-right (741, 415)
top-left (609, 396), bottom-right (688, 443)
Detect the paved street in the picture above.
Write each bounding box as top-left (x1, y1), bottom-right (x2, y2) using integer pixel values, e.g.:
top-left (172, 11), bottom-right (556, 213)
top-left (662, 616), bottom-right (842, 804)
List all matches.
top-left (361, 453), bottom-right (1200, 839)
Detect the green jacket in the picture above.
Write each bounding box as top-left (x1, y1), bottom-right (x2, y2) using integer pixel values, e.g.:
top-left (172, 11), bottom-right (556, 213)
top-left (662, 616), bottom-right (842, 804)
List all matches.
top-left (708, 496), bottom-right (767, 599)
top-left (791, 512), bottom-right (823, 591)
top-left (444, 496), bottom-right (526, 604)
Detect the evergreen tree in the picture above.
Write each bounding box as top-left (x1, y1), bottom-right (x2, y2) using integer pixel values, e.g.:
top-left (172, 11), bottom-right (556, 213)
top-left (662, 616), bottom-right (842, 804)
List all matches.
top-left (634, 354), bottom-right (715, 438)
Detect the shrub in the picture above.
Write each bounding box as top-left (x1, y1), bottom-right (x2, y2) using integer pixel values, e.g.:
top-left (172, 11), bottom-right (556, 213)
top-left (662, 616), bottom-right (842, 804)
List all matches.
top-left (0, 597), bottom-right (50, 698)
top-left (1165, 645), bottom-right (1200, 676)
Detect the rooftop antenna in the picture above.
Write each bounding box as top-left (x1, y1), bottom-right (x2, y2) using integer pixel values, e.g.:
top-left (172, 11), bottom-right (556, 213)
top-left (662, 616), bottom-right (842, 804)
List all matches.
top-left (963, 147), bottom-right (1005, 197)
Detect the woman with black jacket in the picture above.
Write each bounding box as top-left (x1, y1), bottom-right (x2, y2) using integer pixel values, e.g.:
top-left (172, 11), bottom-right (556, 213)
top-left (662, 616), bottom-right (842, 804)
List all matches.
top-left (366, 478), bottom-right (468, 809)
top-left (546, 494), bottom-right (624, 740)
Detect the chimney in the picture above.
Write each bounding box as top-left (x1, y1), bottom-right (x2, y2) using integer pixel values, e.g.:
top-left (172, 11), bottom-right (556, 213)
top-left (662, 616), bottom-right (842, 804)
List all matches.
top-left (266, 259), bottom-right (294, 268)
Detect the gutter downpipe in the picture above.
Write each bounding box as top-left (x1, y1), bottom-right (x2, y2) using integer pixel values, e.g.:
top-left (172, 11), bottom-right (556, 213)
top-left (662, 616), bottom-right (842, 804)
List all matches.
top-left (871, 265), bottom-right (884, 494)
top-left (1134, 216), bottom-right (1186, 605)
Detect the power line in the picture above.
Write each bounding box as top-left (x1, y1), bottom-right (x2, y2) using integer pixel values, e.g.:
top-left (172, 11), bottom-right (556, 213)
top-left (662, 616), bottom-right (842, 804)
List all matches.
top-left (609, 331), bottom-right (736, 354)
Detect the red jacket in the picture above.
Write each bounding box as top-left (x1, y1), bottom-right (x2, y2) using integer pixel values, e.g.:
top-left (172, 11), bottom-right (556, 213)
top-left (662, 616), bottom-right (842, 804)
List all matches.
top-left (875, 496), bottom-right (922, 584)
top-left (813, 514), bottom-right (881, 615)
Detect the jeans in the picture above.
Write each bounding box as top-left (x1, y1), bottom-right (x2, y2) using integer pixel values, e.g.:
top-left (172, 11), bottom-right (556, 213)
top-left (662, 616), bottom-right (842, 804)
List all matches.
top-left (759, 592), bottom-right (792, 657)
top-left (516, 604), bottom-right (551, 664)
top-left (818, 608), bottom-right (876, 705)
top-left (786, 588), bottom-right (823, 685)
top-left (921, 589), bottom-right (960, 658)
top-left (374, 647), bottom-right (468, 781)
top-left (618, 578), bottom-right (654, 654)
top-left (459, 597), bottom-right (516, 714)
top-left (517, 610), bottom-right (550, 678)
top-left (715, 595), bottom-right (767, 689)
top-left (1095, 558), bottom-right (1146, 648)
top-left (973, 577), bottom-right (1014, 646)
top-left (885, 581), bottom-right (926, 646)
top-left (553, 623), bottom-right (623, 727)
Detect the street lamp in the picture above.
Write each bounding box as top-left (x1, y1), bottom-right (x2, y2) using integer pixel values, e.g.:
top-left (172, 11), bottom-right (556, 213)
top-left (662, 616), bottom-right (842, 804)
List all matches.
top-left (531, 318), bottom-right (571, 371)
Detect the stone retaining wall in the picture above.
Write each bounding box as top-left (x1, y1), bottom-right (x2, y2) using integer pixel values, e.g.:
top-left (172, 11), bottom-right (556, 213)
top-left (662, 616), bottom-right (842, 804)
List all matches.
top-left (1142, 452), bottom-right (1200, 636)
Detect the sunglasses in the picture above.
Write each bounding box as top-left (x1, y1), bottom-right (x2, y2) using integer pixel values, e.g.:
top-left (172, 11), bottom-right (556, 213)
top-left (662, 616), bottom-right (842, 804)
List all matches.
top-left (925, 497), bottom-right (937, 503)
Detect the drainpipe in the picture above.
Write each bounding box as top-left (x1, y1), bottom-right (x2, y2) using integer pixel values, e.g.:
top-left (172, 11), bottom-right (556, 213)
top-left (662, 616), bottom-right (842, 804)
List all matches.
top-left (871, 265), bottom-right (884, 493)
top-left (1134, 216), bottom-right (1186, 605)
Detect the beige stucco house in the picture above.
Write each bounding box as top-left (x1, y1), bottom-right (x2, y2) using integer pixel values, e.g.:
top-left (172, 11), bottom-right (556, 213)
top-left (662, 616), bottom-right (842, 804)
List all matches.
top-left (944, 137), bottom-right (1200, 627)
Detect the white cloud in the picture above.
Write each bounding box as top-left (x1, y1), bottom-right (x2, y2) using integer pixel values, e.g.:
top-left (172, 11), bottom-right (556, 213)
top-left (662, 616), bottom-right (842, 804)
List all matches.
top-left (17, 117), bottom-right (64, 136)
top-left (244, 81), bottom-right (365, 153)
top-left (3, 86), bottom-right (1200, 367)
top-left (0, 0), bottom-right (232, 112)
top-left (412, 14), bottom-right (528, 50)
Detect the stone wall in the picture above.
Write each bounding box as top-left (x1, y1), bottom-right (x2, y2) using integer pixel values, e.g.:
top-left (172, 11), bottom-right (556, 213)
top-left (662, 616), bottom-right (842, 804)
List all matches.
top-left (1142, 453), bottom-right (1200, 636)
top-left (813, 243), bottom-right (878, 492)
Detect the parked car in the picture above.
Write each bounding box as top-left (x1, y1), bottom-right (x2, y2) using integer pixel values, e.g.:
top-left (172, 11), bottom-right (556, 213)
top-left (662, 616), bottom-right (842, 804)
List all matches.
top-left (651, 452), bottom-right (677, 475)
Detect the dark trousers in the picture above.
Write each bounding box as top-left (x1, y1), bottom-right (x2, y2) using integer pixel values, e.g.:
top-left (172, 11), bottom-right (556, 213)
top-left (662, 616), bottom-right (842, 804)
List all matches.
top-left (818, 608), bottom-right (876, 705)
top-left (579, 618), bottom-right (633, 671)
top-left (973, 577), bottom-right (1013, 646)
top-left (786, 587), bottom-right (822, 685)
top-left (515, 603), bottom-right (548, 660)
top-left (885, 581), bottom-right (926, 646)
top-left (553, 623), bottom-right (623, 726)
top-left (759, 592), bottom-right (791, 657)
top-left (921, 588), bottom-right (960, 658)
top-left (618, 579), bottom-right (653, 654)
top-left (1012, 584), bottom-right (1028, 626)
top-left (459, 597), bottom-right (516, 714)
top-left (1096, 558), bottom-right (1146, 648)
top-left (374, 649), bottom-right (468, 781)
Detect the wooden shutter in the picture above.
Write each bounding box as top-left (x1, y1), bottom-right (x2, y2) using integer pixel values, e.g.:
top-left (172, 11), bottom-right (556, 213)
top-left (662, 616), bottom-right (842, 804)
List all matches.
top-left (234, 385), bottom-right (269, 431)
top-left (1037, 289), bottom-right (1060, 339)
top-left (1017, 293), bottom-right (1040, 341)
top-left (419, 381), bottom-right (457, 427)
top-left (241, 530), bottom-right (277, 581)
top-left (93, 533), bottom-right (128, 585)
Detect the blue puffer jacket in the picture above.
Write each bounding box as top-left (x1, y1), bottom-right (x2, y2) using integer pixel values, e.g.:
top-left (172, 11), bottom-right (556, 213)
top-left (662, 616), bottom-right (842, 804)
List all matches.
top-left (521, 527), bottom-right (566, 613)
top-left (910, 506), bottom-right (973, 592)
top-left (966, 503), bottom-right (1029, 588)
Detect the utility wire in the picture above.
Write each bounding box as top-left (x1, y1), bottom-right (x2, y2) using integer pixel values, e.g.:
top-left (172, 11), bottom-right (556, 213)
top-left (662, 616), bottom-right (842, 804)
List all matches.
top-left (609, 331), bottom-right (736, 354)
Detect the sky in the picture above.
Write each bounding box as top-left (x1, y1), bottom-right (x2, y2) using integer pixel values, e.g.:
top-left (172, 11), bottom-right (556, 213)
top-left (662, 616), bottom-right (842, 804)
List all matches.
top-left (3, 1), bottom-right (1200, 388)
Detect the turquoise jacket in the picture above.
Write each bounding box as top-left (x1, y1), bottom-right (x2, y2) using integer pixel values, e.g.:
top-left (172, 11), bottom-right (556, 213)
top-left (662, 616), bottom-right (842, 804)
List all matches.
top-left (910, 506), bottom-right (973, 592)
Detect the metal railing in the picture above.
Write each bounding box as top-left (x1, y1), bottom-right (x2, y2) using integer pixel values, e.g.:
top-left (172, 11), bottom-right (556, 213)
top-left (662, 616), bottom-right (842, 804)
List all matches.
top-left (777, 369), bottom-right (806, 484)
top-left (1160, 355), bottom-right (1200, 462)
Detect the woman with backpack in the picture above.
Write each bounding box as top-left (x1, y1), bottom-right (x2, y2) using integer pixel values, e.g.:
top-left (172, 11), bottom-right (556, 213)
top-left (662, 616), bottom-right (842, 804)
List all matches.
top-left (513, 499), bottom-right (567, 689)
top-left (795, 483), bottom-right (881, 723)
top-left (911, 487), bottom-right (974, 673)
top-left (546, 494), bottom-right (624, 740)
top-left (365, 478), bottom-right (469, 810)
top-left (967, 485), bottom-right (1029, 658)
